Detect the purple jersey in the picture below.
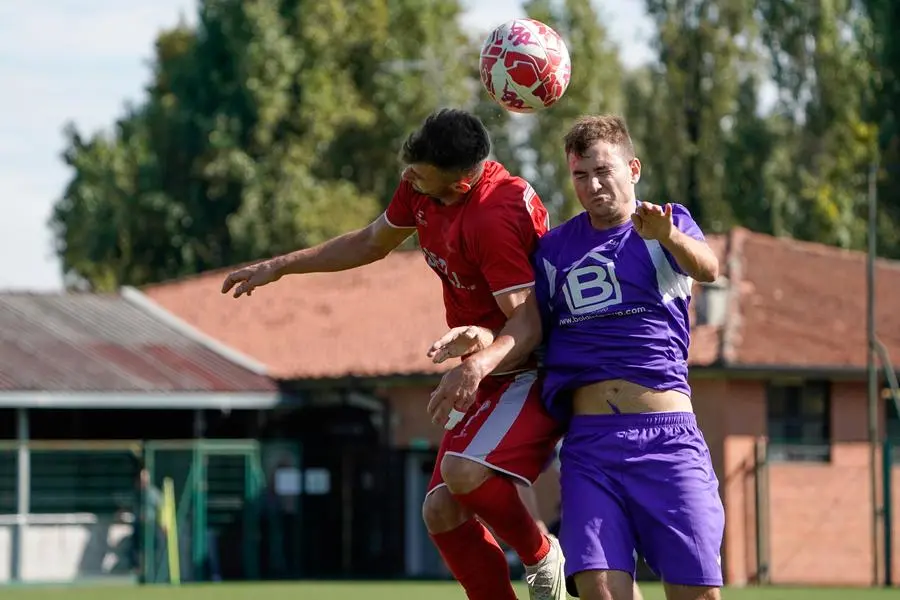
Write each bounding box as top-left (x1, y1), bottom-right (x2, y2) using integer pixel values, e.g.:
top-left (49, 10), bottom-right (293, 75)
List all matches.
top-left (533, 201), bottom-right (704, 421)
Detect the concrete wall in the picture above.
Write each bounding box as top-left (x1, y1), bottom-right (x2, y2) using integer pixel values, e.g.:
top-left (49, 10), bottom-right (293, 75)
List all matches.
top-left (0, 514), bottom-right (132, 583)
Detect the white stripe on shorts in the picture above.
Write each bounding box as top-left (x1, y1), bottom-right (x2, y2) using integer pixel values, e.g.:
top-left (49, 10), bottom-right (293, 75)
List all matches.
top-left (463, 370), bottom-right (536, 459)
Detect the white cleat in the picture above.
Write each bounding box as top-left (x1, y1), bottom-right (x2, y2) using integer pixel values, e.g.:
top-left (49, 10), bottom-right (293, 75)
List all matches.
top-left (524, 534), bottom-right (566, 600)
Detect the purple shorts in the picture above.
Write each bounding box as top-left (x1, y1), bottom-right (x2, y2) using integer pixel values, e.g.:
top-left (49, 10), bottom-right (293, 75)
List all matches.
top-left (559, 412), bottom-right (724, 594)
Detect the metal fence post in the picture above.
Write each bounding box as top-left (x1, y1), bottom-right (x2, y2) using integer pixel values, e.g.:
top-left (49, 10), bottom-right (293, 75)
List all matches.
top-left (754, 436), bottom-right (770, 585)
top-left (884, 439), bottom-right (893, 586)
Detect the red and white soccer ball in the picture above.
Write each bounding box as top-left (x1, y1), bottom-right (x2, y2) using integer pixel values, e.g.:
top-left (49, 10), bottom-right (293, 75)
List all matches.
top-left (479, 18), bottom-right (572, 114)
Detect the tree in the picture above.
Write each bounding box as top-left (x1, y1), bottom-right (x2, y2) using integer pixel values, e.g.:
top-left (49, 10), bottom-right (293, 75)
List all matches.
top-left (757, 0), bottom-right (879, 250)
top-left (640, 0), bottom-right (759, 233)
top-left (863, 0), bottom-right (900, 257)
top-left (721, 76), bottom-right (783, 236)
top-left (51, 0), bottom-right (476, 290)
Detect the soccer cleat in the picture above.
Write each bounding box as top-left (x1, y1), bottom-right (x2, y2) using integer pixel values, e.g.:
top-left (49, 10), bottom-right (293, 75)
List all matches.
top-left (524, 534), bottom-right (566, 600)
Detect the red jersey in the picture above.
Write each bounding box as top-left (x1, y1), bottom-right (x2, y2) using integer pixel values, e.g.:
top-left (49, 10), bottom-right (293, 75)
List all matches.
top-left (384, 161), bottom-right (549, 332)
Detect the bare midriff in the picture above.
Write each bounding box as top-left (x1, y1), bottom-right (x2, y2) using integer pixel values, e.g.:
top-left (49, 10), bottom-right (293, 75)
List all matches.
top-left (572, 379), bottom-right (692, 415)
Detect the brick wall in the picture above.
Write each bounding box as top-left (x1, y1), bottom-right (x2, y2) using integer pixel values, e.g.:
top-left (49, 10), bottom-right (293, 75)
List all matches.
top-left (381, 376), bottom-right (900, 587)
top-left (717, 378), bottom-right (900, 587)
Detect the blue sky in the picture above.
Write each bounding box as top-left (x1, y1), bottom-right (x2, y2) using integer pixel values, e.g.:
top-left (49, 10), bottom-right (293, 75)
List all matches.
top-left (0, 0), bottom-right (653, 291)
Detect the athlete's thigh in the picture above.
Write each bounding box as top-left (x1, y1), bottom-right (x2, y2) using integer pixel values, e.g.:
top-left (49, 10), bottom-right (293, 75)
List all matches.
top-left (442, 370), bottom-right (562, 485)
top-left (559, 417), bottom-right (639, 598)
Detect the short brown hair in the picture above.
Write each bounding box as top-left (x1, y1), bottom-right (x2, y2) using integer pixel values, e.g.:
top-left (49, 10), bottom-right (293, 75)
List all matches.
top-left (564, 115), bottom-right (635, 160)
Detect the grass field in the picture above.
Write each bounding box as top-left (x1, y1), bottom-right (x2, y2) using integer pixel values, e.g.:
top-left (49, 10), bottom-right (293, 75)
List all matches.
top-left (1, 582), bottom-right (898, 600)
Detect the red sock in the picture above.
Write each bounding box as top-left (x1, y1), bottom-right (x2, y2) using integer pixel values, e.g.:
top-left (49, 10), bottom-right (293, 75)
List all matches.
top-left (454, 476), bottom-right (550, 566)
top-left (429, 518), bottom-right (518, 600)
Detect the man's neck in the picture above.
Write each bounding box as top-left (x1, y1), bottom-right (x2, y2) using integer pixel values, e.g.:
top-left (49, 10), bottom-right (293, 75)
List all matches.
top-left (589, 200), bottom-right (636, 231)
top-left (589, 213), bottom-right (630, 230)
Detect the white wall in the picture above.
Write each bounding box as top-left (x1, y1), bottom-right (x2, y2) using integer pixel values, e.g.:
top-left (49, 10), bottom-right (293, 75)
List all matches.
top-left (0, 514), bottom-right (132, 583)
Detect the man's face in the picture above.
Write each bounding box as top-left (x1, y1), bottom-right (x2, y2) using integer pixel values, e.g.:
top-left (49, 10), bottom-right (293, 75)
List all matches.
top-left (567, 141), bottom-right (641, 225)
top-left (402, 164), bottom-right (466, 200)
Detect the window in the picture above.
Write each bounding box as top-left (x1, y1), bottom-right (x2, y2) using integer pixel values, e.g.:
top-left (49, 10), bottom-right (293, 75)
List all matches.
top-left (693, 279), bottom-right (728, 327)
top-left (766, 380), bottom-right (831, 462)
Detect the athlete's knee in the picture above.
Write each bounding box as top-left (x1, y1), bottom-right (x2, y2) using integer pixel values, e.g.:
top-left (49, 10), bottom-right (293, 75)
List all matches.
top-left (422, 485), bottom-right (471, 534)
top-left (440, 454), bottom-right (492, 494)
top-left (662, 583), bottom-right (720, 600)
top-left (573, 569), bottom-right (636, 600)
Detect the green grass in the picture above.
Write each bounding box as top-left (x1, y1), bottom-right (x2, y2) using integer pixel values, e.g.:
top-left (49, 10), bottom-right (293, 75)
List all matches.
top-left (1, 581), bottom-right (898, 600)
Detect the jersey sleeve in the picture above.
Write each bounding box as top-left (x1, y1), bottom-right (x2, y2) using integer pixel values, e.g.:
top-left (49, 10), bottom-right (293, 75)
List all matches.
top-left (384, 182), bottom-right (417, 228)
top-left (671, 203), bottom-right (705, 242)
top-left (469, 192), bottom-right (538, 296)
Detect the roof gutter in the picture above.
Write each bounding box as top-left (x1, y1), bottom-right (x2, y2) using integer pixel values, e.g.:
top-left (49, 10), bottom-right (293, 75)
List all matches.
top-left (690, 363), bottom-right (895, 381)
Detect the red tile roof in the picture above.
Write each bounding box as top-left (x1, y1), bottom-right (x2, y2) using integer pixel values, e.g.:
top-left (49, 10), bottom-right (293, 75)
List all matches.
top-left (721, 228), bottom-right (900, 368)
top-left (142, 230), bottom-right (900, 379)
top-left (0, 292), bottom-right (276, 392)
top-left (143, 252), bottom-right (448, 379)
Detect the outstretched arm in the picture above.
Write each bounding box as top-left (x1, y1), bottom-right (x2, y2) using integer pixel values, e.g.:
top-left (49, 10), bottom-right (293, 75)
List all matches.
top-left (272, 214), bottom-right (412, 276)
top-left (222, 214), bottom-right (413, 298)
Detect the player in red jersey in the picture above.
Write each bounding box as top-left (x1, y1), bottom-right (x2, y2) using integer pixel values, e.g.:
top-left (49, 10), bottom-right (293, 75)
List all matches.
top-left (221, 109), bottom-right (566, 600)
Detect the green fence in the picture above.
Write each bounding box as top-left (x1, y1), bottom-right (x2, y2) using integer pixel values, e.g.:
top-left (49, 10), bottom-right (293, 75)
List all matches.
top-left (0, 439), bottom-right (302, 586)
top-left (143, 440), bottom-right (266, 583)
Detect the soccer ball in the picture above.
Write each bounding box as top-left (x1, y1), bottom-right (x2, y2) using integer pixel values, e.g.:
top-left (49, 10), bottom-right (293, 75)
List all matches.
top-left (479, 18), bottom-right (572, 114)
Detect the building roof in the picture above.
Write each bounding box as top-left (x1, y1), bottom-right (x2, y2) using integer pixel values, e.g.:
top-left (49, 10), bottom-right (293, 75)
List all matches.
top-left (0, 292), bottom-right (277, 393)
top-left (143, 252), bottom-right (448, 380)
top-left (715, 228), bottom-right (900, 369)
top-left (142, 230), bottom-right (900, 380)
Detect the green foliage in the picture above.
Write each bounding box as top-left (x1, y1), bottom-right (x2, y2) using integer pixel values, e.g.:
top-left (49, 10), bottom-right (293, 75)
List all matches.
top-left (756, 0), bottom-right (881, 250)
top-left (51, 0), bottom-right (900, 291)
top-left (52, 0), bottom-right (471, 289)
top-left (636, 0), bottom-right (759, 232)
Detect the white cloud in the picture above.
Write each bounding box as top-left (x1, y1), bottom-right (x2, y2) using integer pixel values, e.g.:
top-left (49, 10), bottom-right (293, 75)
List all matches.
top-left (0, 0), bottom-right (651, 291)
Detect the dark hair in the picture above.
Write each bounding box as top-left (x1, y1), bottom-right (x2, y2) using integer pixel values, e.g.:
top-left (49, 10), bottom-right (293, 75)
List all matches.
top-left (564, 115), bottom-right (636, 160)
top-left (400, 108), bottom-right (492, 173)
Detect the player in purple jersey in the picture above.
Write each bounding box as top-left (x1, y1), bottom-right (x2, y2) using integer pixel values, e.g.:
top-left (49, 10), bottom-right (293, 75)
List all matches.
top-left (427, 115), bottom-right (722, 600)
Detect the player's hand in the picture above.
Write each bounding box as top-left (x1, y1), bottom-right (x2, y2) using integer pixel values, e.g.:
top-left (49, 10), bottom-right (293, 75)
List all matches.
top-left (221, 260), bottom-right (283, 298)
top-left (427, 359), bottom-right (487, 428)
top-left (631, 202), bottom-right (674, 242)
top-left (426, 326), bottom-right (495, 364)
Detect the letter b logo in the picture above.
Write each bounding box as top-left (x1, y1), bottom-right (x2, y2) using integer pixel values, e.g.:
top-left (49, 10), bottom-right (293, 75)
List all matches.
top-left (562, 254), bottom-right (623, 315)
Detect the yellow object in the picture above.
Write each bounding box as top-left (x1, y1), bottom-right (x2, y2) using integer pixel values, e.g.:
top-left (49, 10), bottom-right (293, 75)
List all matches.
top-left (162, 477), bottom-right (181, 585)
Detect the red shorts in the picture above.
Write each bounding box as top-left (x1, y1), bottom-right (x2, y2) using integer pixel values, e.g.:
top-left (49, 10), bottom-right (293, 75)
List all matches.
top-left (427, 370), bottom-right (562, 494)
